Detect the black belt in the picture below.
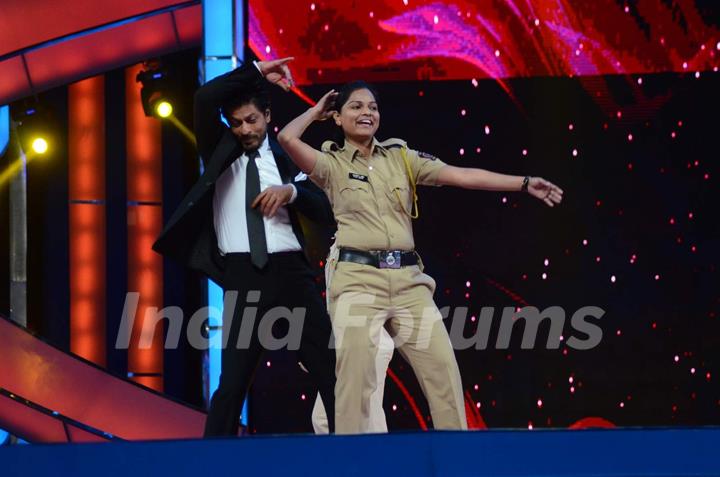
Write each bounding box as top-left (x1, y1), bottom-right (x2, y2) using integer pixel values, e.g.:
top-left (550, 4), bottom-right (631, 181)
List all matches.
top-left (338, 248), bottom-right (418, 269)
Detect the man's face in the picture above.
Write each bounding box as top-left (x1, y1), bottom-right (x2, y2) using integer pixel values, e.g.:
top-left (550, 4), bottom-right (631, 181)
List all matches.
top-left (227, 102), bottom-right (270, 151)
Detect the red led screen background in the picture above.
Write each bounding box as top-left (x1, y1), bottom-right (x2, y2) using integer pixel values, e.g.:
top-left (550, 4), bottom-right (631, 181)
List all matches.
top-left (249, 0), bottom-right (719, 85)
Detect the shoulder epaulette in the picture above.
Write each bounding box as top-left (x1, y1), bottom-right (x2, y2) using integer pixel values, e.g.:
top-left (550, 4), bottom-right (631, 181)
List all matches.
top-left (378, 138), bottom-right (407, 149)
top-left (321, 140), bottom-right (343, 152)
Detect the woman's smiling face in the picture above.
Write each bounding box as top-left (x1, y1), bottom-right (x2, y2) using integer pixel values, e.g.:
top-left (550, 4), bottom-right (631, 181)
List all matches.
top-left (334, 88), bottom-right (380, 143)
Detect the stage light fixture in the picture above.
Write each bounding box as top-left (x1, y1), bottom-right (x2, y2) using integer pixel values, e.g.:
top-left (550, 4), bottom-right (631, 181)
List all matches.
top-left (136, 60), bottom-right (175, 119)
top-left (13, 103), bottom-right (56, 156)
top-left (155, 100), bottom-right (173, 118)
top-left (31, 137), bottom-right (49, 154)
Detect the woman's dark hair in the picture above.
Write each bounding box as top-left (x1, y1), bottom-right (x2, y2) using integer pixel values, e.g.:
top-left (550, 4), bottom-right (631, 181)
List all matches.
top-left (333, 80), bottom-right (380, 112)
top-left (331, 80), bottom-right (380, 142)
top-left (221, 81), bottom-right (271, 120)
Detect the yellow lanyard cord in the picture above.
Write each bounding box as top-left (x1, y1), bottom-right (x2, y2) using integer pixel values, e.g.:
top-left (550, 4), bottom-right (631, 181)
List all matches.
top-left (396, 146), bottom-right (419, 219)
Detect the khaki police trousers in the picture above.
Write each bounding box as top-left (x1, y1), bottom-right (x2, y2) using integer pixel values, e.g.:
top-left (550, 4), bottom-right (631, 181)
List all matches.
top-left (328, 259), bottom-right (467, 434)
top-left (311, 242), bottom-right (394, 434)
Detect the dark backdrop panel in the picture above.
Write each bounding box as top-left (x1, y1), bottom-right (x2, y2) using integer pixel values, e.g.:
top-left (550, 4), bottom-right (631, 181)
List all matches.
top-left (258, 71), bottom-right (720, 431)
top-left (23, 89), bottom-right (70, 347)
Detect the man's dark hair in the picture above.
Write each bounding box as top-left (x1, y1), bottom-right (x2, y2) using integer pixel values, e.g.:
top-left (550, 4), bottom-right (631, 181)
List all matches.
top-left (221, 81), bottom-right (271, 120)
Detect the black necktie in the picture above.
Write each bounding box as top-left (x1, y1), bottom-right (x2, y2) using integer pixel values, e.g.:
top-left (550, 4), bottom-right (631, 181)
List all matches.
top-left (245, 150), bottom-right (268, 269)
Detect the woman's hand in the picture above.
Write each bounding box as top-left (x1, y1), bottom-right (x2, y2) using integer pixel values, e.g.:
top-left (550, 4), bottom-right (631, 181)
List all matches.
top-left (277, 90), bottom-right (338, 174)
top-left (527, 177), bottom-right (564, 207)
top-left (310, 90), bottom-right (339, 121)
top-left (256, 57), bottom-right (295, 91)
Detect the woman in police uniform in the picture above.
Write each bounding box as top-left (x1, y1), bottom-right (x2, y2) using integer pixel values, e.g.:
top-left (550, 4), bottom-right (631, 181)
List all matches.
top-left (278, 81), bottom-right (563, 434)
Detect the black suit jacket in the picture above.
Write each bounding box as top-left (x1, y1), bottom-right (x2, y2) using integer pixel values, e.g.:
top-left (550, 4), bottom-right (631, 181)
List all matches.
top-left (152, 63), bottom-right (334, 288)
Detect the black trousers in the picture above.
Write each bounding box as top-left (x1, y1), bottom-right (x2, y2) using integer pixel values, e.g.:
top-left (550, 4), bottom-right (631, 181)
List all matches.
top-left (203, 252), bottom-right (336, 436)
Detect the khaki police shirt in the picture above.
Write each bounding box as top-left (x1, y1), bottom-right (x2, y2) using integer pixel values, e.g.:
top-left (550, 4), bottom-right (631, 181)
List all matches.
top-left (309, 137), bottom-right (447, 251)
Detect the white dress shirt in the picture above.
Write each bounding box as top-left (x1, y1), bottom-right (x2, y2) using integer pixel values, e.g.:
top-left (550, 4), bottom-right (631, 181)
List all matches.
top-left (213, 135), bottom-right (302, 254)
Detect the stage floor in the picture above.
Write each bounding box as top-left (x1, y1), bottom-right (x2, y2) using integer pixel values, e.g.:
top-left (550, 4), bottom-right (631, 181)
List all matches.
top-left (1, 427), bottom-right (718, 476)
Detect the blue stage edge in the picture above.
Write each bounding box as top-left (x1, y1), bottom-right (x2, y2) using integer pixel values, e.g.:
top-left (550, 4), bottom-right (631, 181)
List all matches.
top-left (1, 427), bottom-right (718, 476)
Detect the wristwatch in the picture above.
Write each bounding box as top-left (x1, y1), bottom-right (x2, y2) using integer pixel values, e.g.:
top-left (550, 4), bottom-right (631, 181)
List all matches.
top-left (521, 176), bottom-right (530, 192)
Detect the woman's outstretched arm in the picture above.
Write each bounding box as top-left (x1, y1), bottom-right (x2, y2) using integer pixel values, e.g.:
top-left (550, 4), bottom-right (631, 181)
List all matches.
top-left (437, 165), bottom-right (564, 207)
top-left (278, 90), bottom-right (337, 174)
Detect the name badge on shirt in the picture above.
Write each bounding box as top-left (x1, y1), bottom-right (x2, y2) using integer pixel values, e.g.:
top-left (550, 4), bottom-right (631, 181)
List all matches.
top-left (418, 151), bottom-right (439, 161)
top-left (348, 172), bottom-right (369, 183)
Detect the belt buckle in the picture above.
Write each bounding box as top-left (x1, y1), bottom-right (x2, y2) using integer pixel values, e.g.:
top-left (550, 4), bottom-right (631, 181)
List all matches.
top-left (379, 251), bottom-right (401, 269)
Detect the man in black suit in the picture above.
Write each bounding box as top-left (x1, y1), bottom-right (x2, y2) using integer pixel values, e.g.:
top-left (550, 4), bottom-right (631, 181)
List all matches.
top-left (153, 58), bottom-right (336, 436)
